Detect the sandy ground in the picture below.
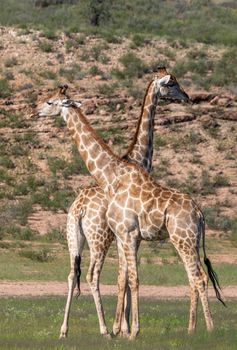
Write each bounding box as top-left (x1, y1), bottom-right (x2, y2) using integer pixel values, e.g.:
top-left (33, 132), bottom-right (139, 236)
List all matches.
top-left (0, 281), bottom-right (237, 299)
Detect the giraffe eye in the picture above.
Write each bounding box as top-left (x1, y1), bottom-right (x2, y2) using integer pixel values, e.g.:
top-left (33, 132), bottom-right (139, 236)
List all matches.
top-left (47, 101), bottom-right (53, 105)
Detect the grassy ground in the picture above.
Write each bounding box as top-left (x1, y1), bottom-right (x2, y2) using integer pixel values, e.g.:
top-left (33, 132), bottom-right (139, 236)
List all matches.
top-left (0, 243), bottom-right (237, 286)
top-left (0, 297), bottom-right (236, 350)
top-left (0, 0), bottom-right (236, 46)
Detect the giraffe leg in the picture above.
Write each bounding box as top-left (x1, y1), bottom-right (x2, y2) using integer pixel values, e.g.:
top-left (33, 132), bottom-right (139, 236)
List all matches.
top-left (188, 285), bottom-right (199, 333)
top-left (120, 238), bottom-right (140, 337)
top-left (117, 232), bottom-right (140, 340)
top-left (86, 252), bottom-right (111, 338)
top-left (171, 241), bottom-right (213, 332)
top-left (120, 284), bottom-right (131, 337)
top-left (112, 240), bottom-right (127, 336)
top-left (60, 212), bottom-right (85, 339)
top-left (60, 263), bottom-right (77, 338)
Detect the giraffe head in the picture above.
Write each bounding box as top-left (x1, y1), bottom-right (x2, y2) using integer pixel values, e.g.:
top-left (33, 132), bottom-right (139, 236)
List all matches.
top-left (36, 85), bottom-right (82, 121)
top-left (153, 67), bottom-right (189, 102)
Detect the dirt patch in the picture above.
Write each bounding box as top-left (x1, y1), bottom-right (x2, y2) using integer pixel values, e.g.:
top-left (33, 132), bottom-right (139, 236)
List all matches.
top-left (1, 281), bottom-right (237, 300)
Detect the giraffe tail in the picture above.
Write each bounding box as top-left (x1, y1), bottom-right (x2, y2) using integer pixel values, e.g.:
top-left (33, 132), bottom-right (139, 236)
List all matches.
top-left (74, 255), bottom-right (81, 297)
top-left (199, 215), bottom-right (226, 307)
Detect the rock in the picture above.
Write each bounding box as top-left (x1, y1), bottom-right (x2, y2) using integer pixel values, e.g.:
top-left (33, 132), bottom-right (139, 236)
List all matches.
top-left (210, 96), bottom-right (219, 105)
top-left (99, 109), bottom-right (107, 116)
top-left (199, 114), bottom-right (219, 128)
top-left (217, 97), bottom-right (231, 107)
top-left (191, 93), bottom-right (216, 104)
top-left (158, 113), bottom-right (196, 125)
top-left (116, 103), bottom-right (121, 111)
top-left (84, 101), bottom-right (96, 115)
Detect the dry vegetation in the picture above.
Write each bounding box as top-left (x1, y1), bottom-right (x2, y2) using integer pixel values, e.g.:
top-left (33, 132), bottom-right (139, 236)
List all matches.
top-left (0, 0), bottom-right (236, 268)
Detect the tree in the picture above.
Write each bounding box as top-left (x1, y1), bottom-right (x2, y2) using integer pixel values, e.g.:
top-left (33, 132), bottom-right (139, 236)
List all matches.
top-left (88, 0), bottom-right (110, 26)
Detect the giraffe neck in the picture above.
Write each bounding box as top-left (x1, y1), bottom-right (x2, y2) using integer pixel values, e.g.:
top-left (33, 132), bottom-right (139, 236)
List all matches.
top-left (123, 80), bottom-right (158, 172)
top-left (64, 106), bottom-right (118, 192)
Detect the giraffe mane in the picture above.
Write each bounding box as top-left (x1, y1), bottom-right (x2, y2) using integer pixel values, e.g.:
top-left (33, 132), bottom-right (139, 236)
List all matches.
top-left (71, 106), bottom-right (120, 160)
top-left (123, 79), bottom-right (154, 158)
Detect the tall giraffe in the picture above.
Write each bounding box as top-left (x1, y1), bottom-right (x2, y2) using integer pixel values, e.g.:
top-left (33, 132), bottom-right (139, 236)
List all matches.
top-left (57, 69), bottom-right (188, 339)
top-left (36, 73), bottom-right (224, 340)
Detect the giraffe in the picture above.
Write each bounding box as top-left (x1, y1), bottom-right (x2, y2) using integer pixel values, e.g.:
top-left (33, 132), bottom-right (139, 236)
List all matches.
top-left (36, 74), bottom-right (225, 340)
top-left (57, 69), bottom-right (188, 339)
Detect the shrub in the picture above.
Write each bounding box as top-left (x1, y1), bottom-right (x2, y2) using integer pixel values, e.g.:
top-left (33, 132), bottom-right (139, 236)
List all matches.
top-left (0, 109), bottom-right (27, 129)
top-left (42, 29), bottom-right (58, 40)
top-left (154, 135), bottom-right (167, 149)
top-left (0, 169), bottom-right (14, 186)
top-left (203, 205), bottom-right (232, 232)
top-left (4, 57), bottom-right (18, 67)
top-left (39, 70), bottom-right (57, 80)
top-left (88, 0), bottom-right (111, 26)
top-left (9, 225), bottom-right (37, 240)
top-left (59, 64), bottom-right (83, 82)
top-left (19, 248), bottom-right (53, 262)
top-left (11, 199), bottom-right (33, 226)
top-left (0, 156), bottom-right (15, 169)
top-left (213, 174), bottom-right (230, 187)
top-left (98, 83), bottom-right (116, 96)
top-left (210, 49), bottom-right (237, 86)
top-left (231, 218), bottom-right (237, 247)
top-left (119, 52), bottom-right (149, 78)
top-left (4, 71), bottom-right (14, 80)
top-left (0, 79), bottom-right (12, 98)
top-left (89, 65), bottom-right (103, 76)
top-left (46, 228), bottom-right (66, 243)
top-left (130, 34), bottom-right (148, 48)
top-left (97, 127), bottom-right (124, 145)
top-left (39, 41), bottom-right (54, 52)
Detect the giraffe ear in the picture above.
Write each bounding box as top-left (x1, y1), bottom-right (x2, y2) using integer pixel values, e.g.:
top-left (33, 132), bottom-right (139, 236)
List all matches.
top-left (61, 99), bottom-right (82, 108)
top-left (158, 75), bottom-right (171, 86)
top-left (73, 101), bottom-right (82, 108)
top-left (59, 84), bottom-right (69, 95)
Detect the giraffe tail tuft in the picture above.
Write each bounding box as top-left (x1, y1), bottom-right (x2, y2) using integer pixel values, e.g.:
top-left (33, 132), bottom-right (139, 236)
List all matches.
top-left (74, 255), bottom-right (81, 297)
top-left (200, 215), bottom-right (226, 307)
top-left (204, 256), bottom-right (226, 307)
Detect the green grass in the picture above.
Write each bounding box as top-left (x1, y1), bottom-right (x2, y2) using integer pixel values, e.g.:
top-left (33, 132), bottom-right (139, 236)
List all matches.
top-left (0, 297), bottom-right (236, 350)
top-left (0, 247), bottom-right (237, 287)
top-left (0, 0), bottom-right (236, 46)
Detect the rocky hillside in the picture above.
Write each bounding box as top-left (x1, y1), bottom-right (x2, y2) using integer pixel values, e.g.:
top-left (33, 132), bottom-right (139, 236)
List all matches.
top-left (0, 27), bottom-right (236, 241)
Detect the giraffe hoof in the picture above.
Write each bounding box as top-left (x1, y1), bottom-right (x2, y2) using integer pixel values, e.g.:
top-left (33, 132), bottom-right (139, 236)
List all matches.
top-left (59, 329), bottom-right (68, 339)
top-left (59, 333), bottom-right (67, 339)
top-left (112, 326), bottom-right (120, 337)
top-left (128, 334), bottom-right (137, 341)
top-left (119, 330), bottom-right (130, 338)
top-left (102, 333), bottom-right (112, 340)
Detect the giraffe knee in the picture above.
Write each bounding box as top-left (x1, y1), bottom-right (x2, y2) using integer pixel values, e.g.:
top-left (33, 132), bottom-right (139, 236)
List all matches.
top-left (68, 270), bottom-right (75, 283)
top-left (128, 276), bottom-right (139, 293)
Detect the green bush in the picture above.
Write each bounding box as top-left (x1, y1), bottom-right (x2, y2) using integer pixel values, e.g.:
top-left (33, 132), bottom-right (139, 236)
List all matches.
top-left (231, 218), bottom-right (237, 247)
top-left (19, 248), bottom-right (53, 262)
top-left (119, 52), bottom-right (149, 79)
top-left (0, 156), bottom-right (15, 169)
top-left (130, 34), bottom-right (148, 48)
top-left (154, 135), bottom-right (167, 149)
top-left (4, 57), bottom-right (18, 67)
top-left (46, 228), bottom-right (66, 244)
top-left (0, 109), bottom-right (28, 128)
top-left (42, 29), bottom-right (58, 40)
top-left (39, 70), bottom-right (57, 80)
top-left (0, 79), bottom-right (12, 98)
top-left (59, 64), bottom-right (83, 82)
top-left (210, 49), bottom-right (237, 86)
top-left (89, 65), bottom-right (103, 76)
top-left (39, 41), bottom-right (54, 52)
top-left (9, 225), bottom-right (37, 240)
top-left (203, 205), bottom-right (232, 232)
